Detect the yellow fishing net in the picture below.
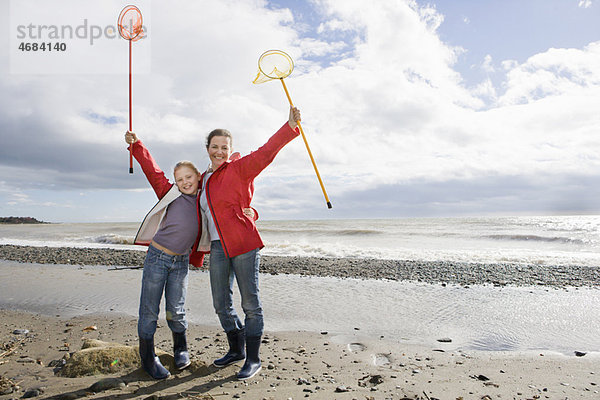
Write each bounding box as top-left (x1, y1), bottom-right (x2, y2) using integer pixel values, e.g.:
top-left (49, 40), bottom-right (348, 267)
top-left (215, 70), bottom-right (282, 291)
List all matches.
top-left (253, 50), bottom-right (294, 84)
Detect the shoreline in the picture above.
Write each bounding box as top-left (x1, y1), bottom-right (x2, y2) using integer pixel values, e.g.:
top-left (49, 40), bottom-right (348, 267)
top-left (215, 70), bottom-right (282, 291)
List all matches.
top-left (1, 244), bottom-right (599, 288)
top-left (0, 309), bottom-right (598, 399)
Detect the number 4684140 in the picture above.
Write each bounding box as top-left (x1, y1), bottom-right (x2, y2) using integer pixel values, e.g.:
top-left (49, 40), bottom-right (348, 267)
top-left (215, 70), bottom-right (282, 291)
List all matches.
top-left (18, 42), bottom-right (66, 51)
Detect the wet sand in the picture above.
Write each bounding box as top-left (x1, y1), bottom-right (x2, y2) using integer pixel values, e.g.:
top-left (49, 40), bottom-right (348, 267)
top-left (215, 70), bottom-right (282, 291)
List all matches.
top-left (1, 309), bottom-right (598, 400)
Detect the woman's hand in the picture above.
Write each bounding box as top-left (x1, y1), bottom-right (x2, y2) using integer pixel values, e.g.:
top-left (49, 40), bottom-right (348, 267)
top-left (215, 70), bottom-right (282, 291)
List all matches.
top-left (243, 208), bottom-right (255, 219)
top-left (288, 106), bottom-right (301, 130)
top-left (125, 131), bottom-right (139, 144)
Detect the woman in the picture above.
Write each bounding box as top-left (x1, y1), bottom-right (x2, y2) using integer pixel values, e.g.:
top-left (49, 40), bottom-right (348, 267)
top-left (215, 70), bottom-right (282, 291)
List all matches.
top-left (202, 106), bottom-right (301, 380)
top-left (125, 132), bottom-right (256, 379)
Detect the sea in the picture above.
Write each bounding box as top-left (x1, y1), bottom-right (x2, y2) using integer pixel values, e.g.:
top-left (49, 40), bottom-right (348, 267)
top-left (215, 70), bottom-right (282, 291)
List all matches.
top-left (1, 216), bottom-right (599, 354)
top-left (1, 215), bottom-right (600, 266)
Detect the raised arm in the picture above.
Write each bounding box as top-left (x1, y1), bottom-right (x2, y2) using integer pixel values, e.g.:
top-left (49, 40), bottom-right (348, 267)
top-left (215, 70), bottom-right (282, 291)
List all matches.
top-left (235, 107), bottom-right (301, 181)
top-left (125, 131), bottom-right (173, 199)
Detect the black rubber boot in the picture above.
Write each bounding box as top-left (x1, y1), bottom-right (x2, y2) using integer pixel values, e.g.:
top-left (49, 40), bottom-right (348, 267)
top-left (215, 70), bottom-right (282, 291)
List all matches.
top-left (172, 330), bottom-right (191, 370)
top-left (237, 336), bottom-right (261, 380)
top-left (139, 337), bottom-right (170, 379)
top-left (213, 329), bottom-right (246, 368)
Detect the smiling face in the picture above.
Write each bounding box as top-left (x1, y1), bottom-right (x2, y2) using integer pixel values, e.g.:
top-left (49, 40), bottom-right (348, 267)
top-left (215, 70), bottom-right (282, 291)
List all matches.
top-left (174, 165), bottom-right (200, 195)
top-left (207, 135), bottom-right (232, 171)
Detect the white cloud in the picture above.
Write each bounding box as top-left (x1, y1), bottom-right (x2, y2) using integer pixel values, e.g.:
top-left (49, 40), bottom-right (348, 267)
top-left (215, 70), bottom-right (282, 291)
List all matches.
top-left (481, 54), bottom-right (495, 73)
top-left (578, 0), bottom-right (592, 8)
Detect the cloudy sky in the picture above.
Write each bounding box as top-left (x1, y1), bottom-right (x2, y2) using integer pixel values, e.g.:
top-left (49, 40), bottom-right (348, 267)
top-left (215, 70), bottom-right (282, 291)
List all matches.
top-left (1, 0), bottom-right (600, 222)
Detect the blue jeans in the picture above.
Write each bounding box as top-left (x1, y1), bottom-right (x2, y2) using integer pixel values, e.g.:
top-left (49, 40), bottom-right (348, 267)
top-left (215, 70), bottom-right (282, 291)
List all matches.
top-left (209, 240), bottom-right (263, 338)
top-left (138, 244), bottom-right (189, 339)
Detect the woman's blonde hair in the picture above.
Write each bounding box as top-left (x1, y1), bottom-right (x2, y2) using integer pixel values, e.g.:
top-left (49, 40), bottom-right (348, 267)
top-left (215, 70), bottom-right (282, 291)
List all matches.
top-left (173, 160), bottom-right (199, 175)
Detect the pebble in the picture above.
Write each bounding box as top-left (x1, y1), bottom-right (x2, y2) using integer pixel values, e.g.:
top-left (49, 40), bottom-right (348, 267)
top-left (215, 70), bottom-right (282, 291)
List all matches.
top-left (56, 394), bottom-right (81, 400)
top-left (89, 378), bottom-right (126, 392)
top-left (335, 385), bottom-right (350, 392)
top-left (297, 377), bottom-right (310, 385)
top-left (1, 244), bottom-right (599, 287)
top-left (12, 329), bottom-right (29, 335)
top-left (22, 387), bottom-right (45, 398)
top-left (48, 359), bottom-right (66, 368)
top-left (0, 387), bottom-right (14, 395)
top-left (575, 351), bottom-right (587, 357)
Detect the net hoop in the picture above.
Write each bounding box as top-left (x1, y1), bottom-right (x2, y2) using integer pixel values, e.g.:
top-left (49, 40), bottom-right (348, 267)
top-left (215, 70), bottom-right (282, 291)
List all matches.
top-left (253, 49), bottom-right (294, 84)
top-left (118, 5), bottom-right (144, 42)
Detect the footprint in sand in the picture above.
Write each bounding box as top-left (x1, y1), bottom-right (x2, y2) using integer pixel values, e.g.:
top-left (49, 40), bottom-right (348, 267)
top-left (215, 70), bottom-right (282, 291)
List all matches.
top-left (347, 342), bottom-right (366, 352)
top-left (372, 353), bottom-right (391, 366)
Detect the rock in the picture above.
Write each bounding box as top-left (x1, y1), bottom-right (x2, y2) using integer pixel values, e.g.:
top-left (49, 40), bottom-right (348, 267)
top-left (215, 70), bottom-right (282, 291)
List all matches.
top-left (49, 358), bottom-right (67, 367)
top-left (359, 374), bottom-right (384, 387)
top-left (335, 385), bottom-right (350, 392)
top-left (12, 328), bottom-right (29, 335)
top-left (436, 337), bottom-right (452, 343)
top-left (22, 387), bottom-right (45, 398)
top-left (89, 378), bottom-right (126, 393)
top-left (82, 325), bottom-right (98, 332)
top-left (575, 351), bottom-right (587, 357)
top-left (55, 394), bottom-right (83, 400)
top-left (0, 387), bottom-right (13, 395)
top-left (58, 340), bottom-right (143, 377)
top-left (0, 376), bottom-right (17, 395)
top-left (58, 339), bottom-right (210, 378)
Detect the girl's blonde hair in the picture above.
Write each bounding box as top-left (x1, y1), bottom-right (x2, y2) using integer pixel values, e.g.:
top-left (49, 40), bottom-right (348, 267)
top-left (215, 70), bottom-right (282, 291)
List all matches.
top-left (174, 160), bottom-right (199, 175)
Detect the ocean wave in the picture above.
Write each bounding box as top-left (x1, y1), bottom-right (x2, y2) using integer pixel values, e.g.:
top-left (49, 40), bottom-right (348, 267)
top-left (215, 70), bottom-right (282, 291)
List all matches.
top-left (484, 234), bottom-right (589, 245)
top-left (89, 234), bottom-right (135, 245)
top-left (260, 240), bottom-right (600, 266)
top-left (259, 227), bottom-right (383, 236)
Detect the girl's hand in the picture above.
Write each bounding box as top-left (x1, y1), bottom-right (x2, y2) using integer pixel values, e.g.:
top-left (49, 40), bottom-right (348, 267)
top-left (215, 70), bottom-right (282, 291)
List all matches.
top-left (288, 106), bottom-right (301, 129)
top-left (243, 208), bottom-right (255, 218)
top-left (125, 131), bottom-right (139, 144)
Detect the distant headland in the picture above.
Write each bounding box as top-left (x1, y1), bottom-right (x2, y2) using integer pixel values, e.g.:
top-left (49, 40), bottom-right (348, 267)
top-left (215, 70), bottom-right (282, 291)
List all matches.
top-left (0, 216), bottom-right (48, 224)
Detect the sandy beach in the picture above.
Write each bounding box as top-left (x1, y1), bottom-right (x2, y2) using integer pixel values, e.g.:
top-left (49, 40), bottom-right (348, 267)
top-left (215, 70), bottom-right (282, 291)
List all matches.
top-left (1, 309), bottom-right (598, 400)
top-left (0, 246), bottom-right (599, 399)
